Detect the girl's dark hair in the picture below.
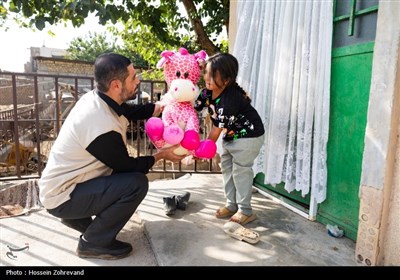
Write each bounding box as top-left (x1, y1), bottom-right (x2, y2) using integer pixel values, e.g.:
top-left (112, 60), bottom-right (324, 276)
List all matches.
top-left (207, 52), bottom-right (250, 101)
top-left (207, 52), bottom-right (238, 89)
top-left (94, 53), bottom-right (132, 92)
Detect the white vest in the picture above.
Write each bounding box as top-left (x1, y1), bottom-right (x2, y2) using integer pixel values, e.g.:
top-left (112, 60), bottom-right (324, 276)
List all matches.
top-left (38, 90), bottom-right (129, 209)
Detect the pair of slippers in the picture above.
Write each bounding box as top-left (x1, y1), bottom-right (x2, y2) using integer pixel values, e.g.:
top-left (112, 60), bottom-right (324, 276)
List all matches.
top-left (163, 192), bottom-right (190, 216)
top-left (223, 222), bottom-right (260, 244)
top-left (216, 207), bottom-right (257, 226)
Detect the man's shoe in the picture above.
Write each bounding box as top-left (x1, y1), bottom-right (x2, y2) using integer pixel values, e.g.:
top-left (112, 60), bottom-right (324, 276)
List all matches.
top-left (163, 196), bottom-right (177, 216)
top-left (176, 192), bottom-right (191, 210)
top-left (76, 236), bottom-right (132, 260)
top-left (61, 217), bottom-right (92, 233)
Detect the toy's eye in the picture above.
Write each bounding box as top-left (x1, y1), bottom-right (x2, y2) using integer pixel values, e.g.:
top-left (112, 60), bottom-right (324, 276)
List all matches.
top-left (184, 72), bottom-right (189, 79)
top-left (176, 71), bottom-right (181, 78)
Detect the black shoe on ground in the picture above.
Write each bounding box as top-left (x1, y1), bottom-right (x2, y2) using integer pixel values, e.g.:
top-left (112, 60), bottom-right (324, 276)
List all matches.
top-left (163, 196), bottom-right (177, 215)
top-left (176, 192), bottom-right (191, 210)
top-left (61, 217), bottom-right (92, 233)
top-left (76, 236), bottom-right (132, 260)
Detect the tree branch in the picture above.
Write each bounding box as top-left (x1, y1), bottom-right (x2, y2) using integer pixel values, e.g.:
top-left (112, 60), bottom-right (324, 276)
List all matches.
top-left (181, 0), bottom-right (220, 55)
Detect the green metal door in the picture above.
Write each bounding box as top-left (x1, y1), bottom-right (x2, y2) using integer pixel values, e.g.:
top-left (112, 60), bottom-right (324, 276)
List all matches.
top-left (317, 0), bottom-right (379, 241)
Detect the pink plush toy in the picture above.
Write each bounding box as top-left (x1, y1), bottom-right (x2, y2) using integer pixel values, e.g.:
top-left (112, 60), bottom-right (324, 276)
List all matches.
top-left (145, 47), bottom-right (217, 159)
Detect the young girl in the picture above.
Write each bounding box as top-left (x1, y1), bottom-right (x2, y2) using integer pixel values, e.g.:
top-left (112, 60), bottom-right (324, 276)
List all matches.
top-left (195, 53), bottom-right (265, 225)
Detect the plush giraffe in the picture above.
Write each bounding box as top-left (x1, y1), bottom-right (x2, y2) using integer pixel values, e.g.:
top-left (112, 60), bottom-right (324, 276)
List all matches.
top-left (145, 47), bottom-right (216, 159)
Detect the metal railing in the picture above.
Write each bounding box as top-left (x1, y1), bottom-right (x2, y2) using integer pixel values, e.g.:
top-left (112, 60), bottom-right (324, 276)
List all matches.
top-left (0, 72), bottom-right (220, 181)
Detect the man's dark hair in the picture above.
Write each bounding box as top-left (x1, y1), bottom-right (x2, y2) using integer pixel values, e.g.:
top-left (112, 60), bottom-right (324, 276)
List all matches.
top-left (94, 53), bottom-right (132, 92)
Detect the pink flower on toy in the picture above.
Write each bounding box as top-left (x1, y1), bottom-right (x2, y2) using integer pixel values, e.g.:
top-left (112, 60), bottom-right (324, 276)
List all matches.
top-left (194, 139), bottom-right (217, 159)
top-left (163, 124), bottom-right (184, 145)
top-left (145, 117), bottom-right (164, 141)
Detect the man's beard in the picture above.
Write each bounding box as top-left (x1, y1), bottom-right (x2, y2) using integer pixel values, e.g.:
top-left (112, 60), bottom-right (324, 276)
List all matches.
top-left (121, 85), bottom-right (137, 102)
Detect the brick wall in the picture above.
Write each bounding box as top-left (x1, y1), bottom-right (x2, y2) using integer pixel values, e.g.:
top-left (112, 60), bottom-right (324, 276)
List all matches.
top-left (0, 58), bottom-right (95, 106)
top-left (0, 76), bottom-right (37, 105)
top-left (35, 57), bottom-right (94, 95)
top-left (35, 57), bottom-right (93, 76)
top-left (1, 57), bottom-right (148, 106)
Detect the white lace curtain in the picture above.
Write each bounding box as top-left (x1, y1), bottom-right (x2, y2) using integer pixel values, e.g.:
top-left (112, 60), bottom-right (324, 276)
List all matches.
top-left (232, 0), bottom-right (333, 205)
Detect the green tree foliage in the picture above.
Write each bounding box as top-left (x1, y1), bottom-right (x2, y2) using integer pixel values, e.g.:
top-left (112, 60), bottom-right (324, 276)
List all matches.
top-left (66, 31), bottom-right (148, 68)
top-left (66, 32), bottom-right (116, 62)
top-left (0, 0), bottom-right (229, 62)
top-left (112, 21), bottom-right (175, 70)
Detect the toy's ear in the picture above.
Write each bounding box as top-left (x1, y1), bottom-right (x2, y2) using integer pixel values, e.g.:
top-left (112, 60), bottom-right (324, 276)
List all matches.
top-left (156, 50), bottom-right (175, 68)
top-left (178, 47), bottom-right (189, 55)
top-left (194, 50), bottom-right (207, 63)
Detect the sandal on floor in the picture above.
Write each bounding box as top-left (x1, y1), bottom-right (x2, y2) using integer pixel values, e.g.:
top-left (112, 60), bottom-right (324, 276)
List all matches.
top-left (223, 221), bottom-right (260, 244)
top-left (229, 212), bottom-right (257, 225)
top-left (215, 206), bottom-right (236, 218)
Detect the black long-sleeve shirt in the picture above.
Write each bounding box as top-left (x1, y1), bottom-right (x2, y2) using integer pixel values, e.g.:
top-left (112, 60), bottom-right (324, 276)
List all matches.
top-left (195, 85), bottom-right (265, 141)
top-left (86, 91), bottom-right (156, 173)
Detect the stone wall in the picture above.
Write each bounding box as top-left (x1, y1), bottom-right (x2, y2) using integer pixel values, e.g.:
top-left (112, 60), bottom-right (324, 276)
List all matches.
top-left (355, 1), bottom-right (400, 266)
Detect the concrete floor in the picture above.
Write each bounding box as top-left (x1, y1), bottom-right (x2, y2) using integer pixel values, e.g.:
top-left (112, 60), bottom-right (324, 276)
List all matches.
top-left (0, 173), bottom-right (357, 267)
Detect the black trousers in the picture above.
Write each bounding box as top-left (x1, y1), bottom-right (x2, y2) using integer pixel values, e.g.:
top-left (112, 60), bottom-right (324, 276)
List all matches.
top-left (48, 172), bottom-right (148, 246)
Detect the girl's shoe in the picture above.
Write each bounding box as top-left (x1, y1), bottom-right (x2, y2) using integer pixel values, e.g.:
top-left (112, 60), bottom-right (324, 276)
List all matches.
top-left (215, 206), bottom-right (236, 218)
top-left (229, 212), bottom-right (257, 225)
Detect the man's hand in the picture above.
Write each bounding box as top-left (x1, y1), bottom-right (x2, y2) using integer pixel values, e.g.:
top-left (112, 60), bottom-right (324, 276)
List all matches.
top-left (153, 144), bottom-right (186, 163)
top-left (152, 101), bottom-right (164, 117)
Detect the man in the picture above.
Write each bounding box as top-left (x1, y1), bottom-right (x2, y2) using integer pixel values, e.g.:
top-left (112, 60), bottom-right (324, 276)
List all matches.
top-left (38, 53), bottom-right (185, 260)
